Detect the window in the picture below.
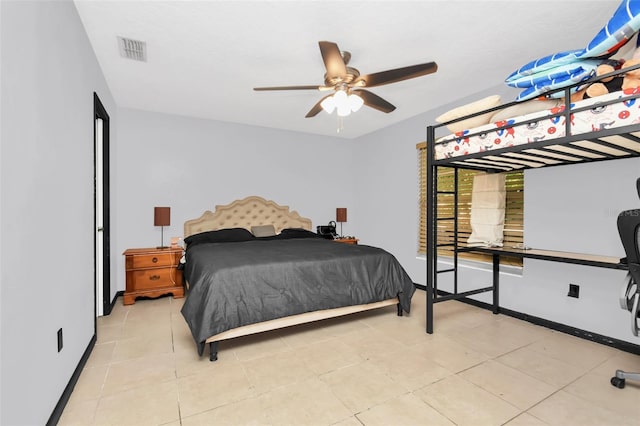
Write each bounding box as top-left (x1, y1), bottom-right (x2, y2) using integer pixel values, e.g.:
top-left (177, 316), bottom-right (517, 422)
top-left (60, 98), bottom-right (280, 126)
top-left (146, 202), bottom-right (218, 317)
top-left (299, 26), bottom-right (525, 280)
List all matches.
top-left (417, 142), bottom-right (524, 267)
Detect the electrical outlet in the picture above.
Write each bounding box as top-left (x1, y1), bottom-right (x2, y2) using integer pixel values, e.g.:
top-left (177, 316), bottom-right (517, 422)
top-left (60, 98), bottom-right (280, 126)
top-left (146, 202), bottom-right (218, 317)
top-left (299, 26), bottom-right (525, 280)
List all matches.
top-left (57, 328), bottom-right (63, 352)
top-left (568, 284), bottom-right (580, 298)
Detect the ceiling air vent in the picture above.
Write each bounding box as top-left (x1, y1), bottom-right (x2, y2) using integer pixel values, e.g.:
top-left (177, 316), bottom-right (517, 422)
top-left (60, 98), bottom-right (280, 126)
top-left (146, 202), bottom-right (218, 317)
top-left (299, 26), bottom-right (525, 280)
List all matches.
top-left (117, 36), bottom-right (147, 62)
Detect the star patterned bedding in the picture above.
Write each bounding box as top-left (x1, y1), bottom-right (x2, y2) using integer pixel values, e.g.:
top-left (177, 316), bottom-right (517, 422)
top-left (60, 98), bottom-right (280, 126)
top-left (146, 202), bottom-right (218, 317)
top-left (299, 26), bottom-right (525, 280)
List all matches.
top-left (434, 89), bottom-right (640, 160)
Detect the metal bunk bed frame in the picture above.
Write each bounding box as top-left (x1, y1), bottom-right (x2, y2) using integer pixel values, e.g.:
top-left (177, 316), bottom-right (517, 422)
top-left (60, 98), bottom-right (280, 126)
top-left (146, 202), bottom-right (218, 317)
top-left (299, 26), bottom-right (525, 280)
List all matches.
top-left (425, 66), bottom-right (640, 334)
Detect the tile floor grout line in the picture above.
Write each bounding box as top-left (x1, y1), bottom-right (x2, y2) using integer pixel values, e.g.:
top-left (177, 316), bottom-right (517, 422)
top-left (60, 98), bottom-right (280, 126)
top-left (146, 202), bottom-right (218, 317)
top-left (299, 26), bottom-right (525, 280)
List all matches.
top-left (409, 385), bottom-right (461, 426)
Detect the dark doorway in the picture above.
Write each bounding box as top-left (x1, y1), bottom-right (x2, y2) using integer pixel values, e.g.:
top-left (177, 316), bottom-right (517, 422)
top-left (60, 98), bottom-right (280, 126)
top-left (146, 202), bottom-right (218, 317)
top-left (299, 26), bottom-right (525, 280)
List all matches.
top-left (94, 93), bottom-right (111, 319)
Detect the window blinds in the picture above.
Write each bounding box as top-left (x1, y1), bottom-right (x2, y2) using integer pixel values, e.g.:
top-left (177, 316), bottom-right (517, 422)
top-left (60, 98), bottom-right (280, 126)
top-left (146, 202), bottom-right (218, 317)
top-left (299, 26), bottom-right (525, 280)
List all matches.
top-left (467, 173), bottom-right (506, 247)
top-left (417, 142), bottom-right (524, 266)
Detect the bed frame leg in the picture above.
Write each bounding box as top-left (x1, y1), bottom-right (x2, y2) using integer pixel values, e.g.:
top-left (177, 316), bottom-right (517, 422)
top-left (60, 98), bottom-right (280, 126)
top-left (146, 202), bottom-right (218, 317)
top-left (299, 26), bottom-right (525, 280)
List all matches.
top-left (209, 341), bottom-right (218, 362)
top-left (397, 303), bottom-right (403, 317)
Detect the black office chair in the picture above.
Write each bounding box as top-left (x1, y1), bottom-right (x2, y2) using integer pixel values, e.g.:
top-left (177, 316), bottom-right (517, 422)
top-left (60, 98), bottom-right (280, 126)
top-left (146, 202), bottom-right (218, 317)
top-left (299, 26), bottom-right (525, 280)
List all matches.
top-left (611, 177), bottom-right (640, 389)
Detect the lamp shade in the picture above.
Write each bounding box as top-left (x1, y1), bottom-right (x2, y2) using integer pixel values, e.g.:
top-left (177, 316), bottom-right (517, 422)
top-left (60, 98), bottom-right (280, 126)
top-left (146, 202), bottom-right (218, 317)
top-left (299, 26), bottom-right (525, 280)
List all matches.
top-left (336, 208), bottom-right (347, 223)
top-left (154, 207), bottom-right (170, 226)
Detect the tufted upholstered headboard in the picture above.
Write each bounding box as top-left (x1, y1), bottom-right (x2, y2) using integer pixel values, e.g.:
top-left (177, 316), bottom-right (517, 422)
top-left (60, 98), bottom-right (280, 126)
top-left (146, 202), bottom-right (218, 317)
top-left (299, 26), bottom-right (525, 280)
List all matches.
top-left (184, 196), bottom-right (313, 238)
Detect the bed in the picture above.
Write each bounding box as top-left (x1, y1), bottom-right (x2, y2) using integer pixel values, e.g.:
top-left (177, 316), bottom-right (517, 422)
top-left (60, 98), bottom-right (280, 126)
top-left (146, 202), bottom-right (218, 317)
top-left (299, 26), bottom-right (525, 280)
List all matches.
top-left (180, 196), bottom-right (416, 361)
top-left (434, 89), bottom-right (640, 165)
top-left (425, 66), bottom-right (640, 334)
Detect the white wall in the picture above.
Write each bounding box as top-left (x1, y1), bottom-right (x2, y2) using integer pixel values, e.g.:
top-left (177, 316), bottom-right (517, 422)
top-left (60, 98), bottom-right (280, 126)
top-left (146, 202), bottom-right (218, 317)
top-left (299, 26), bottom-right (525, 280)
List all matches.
top-left (353, 89), bottom-right (640, 345)
top-left (114, 108), bottom-right (356, 293)
top-left (0, 1), bottom-right (117, 424)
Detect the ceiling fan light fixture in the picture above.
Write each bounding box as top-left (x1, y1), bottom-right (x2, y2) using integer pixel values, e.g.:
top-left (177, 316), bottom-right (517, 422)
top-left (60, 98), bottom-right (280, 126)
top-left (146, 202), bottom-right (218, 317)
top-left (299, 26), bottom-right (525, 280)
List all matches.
top-left (321, 91), bottom-right (363, 116)
top-left (337, 104), bottom-right (351, 117)
top-left (320, 96), bottom-right (336, 114)
top-left (348, 93), bottom-right (364, 112)
top-left (333, 89), bottom-right (348, 103)
top-left (332, 89), bottom-right (353, 116)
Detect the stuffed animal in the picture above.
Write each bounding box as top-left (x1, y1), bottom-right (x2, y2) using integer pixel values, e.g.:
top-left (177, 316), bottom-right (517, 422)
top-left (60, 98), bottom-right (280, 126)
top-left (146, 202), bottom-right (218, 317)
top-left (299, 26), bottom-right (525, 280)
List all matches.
top-left (621, 58), bottom-right (640, 93)
top-left (570, 59), bottom-right (625, 101)
top-left (584, 60), bottom-right (640, 97)
top-left (580, 46), bottom-right (640, 98)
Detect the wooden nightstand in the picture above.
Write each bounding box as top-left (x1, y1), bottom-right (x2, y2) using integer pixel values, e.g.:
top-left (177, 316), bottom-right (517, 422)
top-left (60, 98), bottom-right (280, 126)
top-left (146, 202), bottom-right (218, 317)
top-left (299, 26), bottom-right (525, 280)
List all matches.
top-left (123, 247), bottom-right (184, 305)
top-left (334, 237), bottom-right (359, 245)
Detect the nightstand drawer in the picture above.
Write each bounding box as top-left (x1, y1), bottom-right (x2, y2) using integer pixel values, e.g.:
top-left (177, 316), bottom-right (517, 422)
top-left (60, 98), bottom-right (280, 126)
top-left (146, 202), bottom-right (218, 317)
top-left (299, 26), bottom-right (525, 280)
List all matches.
top-left (130, 267), bottom-right (179, 291)
top-left (128, 252), bottom-right (176, 269)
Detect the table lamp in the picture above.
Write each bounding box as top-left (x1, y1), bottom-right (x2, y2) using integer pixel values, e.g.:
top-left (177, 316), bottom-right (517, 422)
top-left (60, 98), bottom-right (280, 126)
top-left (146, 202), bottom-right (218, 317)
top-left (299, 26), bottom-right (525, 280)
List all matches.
top-left (336, 207), bottom-right (347, 238)
top-left (154, 206), bottom-right (170, 249)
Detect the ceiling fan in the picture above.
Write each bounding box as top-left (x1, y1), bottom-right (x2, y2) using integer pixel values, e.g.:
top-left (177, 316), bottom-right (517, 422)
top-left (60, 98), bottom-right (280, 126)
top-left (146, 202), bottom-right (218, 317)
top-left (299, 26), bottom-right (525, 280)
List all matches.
top-left (253, 41), bottom-right (438, 118)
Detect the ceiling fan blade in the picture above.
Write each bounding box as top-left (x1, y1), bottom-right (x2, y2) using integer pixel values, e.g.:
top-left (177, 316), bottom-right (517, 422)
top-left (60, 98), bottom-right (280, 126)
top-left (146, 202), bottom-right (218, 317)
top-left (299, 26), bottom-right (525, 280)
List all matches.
top-left (355, 62), bottom-right (438, 88)
top-left (254, 85), bottom-right (323, 91)
top-left (353, 89), bottom-right (396, 113)
top-left (305, 94), bottom-right (333, 118)
top-left (319, 41), bottom-right (347, 80)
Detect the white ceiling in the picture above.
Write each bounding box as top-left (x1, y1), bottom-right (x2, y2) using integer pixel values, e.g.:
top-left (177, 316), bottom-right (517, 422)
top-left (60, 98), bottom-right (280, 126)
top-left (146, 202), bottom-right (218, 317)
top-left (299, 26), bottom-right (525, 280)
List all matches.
top-left (74, 0), bottom-right (623, 139)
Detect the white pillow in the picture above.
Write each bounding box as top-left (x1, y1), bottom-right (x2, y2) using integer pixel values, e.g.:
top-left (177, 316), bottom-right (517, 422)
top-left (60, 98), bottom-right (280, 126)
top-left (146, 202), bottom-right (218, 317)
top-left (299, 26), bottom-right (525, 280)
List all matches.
top-left (251, 224), bottom-right (276, 237)
top-left (436, 95), bottom-right (501, 133)
top-left (489, 99), bottom-right (561, 123)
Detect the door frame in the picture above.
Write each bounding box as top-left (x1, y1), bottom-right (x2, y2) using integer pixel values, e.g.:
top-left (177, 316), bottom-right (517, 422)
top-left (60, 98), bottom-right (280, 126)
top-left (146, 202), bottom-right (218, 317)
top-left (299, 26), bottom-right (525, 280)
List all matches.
top-left (94, 92), bottom-right (111, 319)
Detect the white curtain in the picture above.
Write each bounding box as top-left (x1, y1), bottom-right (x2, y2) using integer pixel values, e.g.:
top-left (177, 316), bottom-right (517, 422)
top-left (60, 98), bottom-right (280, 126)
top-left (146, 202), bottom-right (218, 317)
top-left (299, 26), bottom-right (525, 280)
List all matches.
top-left (467, 173), bottom-right (506, 247)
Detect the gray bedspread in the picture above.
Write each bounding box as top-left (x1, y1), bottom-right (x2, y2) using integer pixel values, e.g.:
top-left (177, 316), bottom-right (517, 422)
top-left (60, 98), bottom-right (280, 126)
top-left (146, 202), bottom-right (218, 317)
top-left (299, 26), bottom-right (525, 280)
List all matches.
top-left (180, 238), bottom-right (415, 355)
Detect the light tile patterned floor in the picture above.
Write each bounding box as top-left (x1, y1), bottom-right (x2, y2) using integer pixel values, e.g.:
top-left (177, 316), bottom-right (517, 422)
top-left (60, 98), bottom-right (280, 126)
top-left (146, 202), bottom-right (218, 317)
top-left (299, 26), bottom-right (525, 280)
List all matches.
top-left (59, 290), bottom-right (640, 426)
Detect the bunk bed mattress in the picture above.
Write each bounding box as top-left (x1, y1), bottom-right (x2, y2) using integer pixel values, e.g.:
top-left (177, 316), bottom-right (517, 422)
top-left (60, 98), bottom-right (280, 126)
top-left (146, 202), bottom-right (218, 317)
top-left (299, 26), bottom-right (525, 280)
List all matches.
top-left (434, 90), bottom-right (640, 160)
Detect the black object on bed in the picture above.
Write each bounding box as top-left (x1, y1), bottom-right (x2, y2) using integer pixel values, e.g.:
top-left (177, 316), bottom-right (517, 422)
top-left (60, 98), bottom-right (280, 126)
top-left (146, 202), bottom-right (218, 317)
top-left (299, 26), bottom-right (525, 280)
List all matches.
top-left (180, 232), bottom-right (415, 357)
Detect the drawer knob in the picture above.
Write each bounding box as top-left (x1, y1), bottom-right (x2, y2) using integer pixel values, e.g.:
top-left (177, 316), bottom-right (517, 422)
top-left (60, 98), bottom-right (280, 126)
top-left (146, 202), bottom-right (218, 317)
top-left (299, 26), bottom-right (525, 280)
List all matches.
top-left (149, 275), bottom-right (160, 281)
top-left (152, 257), bottom-right (158, 263)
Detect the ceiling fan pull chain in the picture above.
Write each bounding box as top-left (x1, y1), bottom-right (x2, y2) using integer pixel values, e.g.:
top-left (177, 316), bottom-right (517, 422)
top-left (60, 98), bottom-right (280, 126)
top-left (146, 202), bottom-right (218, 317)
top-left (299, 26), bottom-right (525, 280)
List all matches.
top-left (337, 116), bottom-right (344, 133)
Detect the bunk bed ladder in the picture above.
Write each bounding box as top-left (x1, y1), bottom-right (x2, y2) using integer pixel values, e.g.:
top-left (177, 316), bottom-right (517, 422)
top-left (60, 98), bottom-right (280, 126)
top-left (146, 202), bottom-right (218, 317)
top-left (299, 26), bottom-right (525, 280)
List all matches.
top-left (434, 168), bottom-right (459, 290)
top-left (427, 125), bottom-right (459, 333)
top-left (426, 125), bottom-right (494, 334)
